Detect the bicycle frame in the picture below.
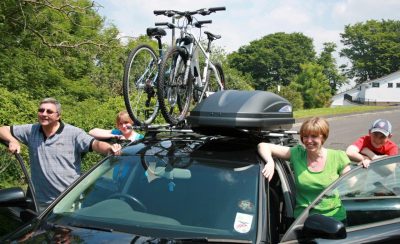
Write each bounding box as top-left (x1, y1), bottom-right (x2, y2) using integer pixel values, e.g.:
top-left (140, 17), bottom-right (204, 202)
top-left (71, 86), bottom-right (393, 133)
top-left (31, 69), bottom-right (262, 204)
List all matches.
top-left (177, 25), bottom-right (224, 102)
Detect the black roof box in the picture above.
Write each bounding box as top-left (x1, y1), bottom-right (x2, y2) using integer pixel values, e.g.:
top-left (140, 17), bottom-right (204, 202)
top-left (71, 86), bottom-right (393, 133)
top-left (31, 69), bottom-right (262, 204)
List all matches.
top-left (187, 90), bottom-right (295, 134)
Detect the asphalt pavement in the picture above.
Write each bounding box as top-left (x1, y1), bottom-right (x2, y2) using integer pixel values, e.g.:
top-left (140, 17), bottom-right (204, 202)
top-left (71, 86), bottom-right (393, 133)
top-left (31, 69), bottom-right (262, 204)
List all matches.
top-left (291, 107), bottom-right (400, 151)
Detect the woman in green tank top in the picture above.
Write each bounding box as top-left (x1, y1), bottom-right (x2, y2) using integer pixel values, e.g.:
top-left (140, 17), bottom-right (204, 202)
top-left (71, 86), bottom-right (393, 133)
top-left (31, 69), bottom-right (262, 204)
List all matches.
top-left (258, 117), bottom-right (351, 222)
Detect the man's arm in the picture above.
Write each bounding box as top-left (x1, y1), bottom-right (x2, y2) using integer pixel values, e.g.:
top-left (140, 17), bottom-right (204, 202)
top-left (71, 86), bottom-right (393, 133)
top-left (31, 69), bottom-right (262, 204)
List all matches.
top-left (91, 140), bottom-right (121, 155)
top-left (0, 126), bottom-right (21, 153)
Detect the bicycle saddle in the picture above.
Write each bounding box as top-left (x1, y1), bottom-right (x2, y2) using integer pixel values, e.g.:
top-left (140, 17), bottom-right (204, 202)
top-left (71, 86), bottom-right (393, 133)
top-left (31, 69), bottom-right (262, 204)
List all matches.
top-left (146, 27), bottom-right (167, 37)
top-left (204, 31), bottom-right (221, 41)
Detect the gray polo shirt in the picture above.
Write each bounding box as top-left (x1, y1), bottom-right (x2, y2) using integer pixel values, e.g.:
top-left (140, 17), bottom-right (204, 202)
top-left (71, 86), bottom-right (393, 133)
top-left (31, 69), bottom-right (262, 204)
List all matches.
top-left (11, 122), bottom-right (94, 204)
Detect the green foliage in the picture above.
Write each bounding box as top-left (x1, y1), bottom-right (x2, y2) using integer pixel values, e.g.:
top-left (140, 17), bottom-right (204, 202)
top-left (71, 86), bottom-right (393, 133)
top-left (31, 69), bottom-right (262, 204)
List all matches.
top-left (269, 84), bottom-right (304, 111)
top-left (340, 19), bottom-right (400, 83)
top-left (222, 65), bottom-right (254, 90)
top-left (0, 88), bottom-right (37, 125)
top-left (0, 0), bottom-right (118, 101)
top-left (0, 147), bottom-right (26, 188)
top-left (294, 105), bottom-right (389, 119)
top-left (317, 42), bottom-right (347, 95)
top-left (291, 63), bottom-right (332, 109)
top-left (228, 32), bottom-right (316, 90)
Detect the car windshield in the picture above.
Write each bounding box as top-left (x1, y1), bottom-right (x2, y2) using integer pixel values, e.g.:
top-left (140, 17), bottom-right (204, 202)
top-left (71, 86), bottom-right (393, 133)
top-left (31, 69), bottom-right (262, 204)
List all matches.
top-left (46, 142), bottom-right (260, 242)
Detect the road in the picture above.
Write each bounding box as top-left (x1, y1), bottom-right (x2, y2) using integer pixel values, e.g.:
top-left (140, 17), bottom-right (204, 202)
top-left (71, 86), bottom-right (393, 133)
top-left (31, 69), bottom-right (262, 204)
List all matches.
top-left (291, 108), bottom-right (400, 151)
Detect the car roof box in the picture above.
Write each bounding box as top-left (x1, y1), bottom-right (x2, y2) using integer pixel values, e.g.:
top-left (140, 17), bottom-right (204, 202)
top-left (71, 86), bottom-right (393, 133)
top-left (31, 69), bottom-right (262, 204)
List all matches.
top-left (187, 90), bottom-right (294, 134)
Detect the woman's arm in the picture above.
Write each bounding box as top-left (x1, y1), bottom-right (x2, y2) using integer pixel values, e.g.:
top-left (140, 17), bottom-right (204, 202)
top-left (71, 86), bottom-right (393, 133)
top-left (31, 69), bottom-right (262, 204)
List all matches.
top-left (257, 143), bottom-right (291, 182)
top-left (89, 128), bottom-right (118, 140)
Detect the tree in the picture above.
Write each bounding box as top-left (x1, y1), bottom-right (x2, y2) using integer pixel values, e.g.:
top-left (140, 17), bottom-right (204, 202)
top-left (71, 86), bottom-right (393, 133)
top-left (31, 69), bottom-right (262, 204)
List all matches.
top-left (227, 32), bottom-right (316, 90)
top-left (317, 42), bottom-right (347, 95)
top-left (340, 19), bottom-right (400, 83)
top-left (0, 0), bottom-right (120, 102)
top-left (269, 84), bottom-right (304, 111)
top-left (291, 63), bottom-right (332, 109)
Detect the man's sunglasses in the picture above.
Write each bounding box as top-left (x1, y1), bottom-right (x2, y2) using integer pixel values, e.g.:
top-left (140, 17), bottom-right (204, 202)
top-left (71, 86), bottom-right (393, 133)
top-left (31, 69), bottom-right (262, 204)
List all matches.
top-left (38, 108), bottom-right (58, 115)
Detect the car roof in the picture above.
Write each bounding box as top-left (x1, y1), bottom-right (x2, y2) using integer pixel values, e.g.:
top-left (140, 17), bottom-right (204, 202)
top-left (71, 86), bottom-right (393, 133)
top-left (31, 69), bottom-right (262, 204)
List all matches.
top-left (125, 90), bottom-right (298, 162)
top-left (139, 90), bottom-right (296, 139)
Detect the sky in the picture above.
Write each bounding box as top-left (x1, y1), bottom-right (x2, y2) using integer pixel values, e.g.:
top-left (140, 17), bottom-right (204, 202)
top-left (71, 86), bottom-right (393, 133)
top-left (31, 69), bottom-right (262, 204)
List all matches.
top-left (93, 0), bottom-right (400, 65)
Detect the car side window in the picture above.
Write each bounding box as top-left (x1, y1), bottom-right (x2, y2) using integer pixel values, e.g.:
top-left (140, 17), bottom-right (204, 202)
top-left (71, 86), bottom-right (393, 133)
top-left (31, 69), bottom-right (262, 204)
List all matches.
top-left (310, 156), bottom-right (400, 227)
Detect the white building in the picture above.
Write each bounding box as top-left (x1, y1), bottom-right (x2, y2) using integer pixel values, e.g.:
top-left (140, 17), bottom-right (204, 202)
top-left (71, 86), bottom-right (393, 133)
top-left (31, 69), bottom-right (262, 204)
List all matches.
top-left (331, 70), bottom-right (400, 107)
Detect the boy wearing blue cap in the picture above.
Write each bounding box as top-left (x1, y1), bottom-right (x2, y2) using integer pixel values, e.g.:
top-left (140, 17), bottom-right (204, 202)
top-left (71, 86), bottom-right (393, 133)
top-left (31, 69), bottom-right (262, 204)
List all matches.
top-left (346, 119), bottom-right (398, 169)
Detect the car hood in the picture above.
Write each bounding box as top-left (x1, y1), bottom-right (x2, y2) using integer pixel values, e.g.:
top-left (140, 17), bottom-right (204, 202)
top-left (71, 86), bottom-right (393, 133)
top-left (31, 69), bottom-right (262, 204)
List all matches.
top-left (8, 223), bottom-right (247, 243)
top-left (8, 223), bottom-right (135, 243)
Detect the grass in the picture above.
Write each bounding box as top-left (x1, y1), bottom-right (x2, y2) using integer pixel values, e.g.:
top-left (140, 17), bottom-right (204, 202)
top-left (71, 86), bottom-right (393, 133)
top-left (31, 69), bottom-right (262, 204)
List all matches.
top-left (293, 105), bottom-right (392, 119)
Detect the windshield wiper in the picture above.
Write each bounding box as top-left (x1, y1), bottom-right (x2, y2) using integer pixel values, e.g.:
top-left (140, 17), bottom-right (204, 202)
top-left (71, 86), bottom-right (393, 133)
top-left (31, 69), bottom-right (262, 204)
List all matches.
top-left (69, 223), bottom-right (113, 232)
top-left (138, 237), bottom-right (251, 243)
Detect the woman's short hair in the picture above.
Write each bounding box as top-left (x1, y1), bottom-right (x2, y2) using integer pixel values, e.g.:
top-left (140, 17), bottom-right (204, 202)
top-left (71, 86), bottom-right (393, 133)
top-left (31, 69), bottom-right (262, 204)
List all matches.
top-left (299, 117), bottom-right (329, 144)
top-left (115, 111), bottom-right (133, 127)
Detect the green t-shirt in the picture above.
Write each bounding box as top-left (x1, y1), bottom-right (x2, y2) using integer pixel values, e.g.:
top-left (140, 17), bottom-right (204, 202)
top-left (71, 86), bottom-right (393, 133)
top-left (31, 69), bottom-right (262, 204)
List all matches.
top-left (289, 145), bottom-right (350, 221)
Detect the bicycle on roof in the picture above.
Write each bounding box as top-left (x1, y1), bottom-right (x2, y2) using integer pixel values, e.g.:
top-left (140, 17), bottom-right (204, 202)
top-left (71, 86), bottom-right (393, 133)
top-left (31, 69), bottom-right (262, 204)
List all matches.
top-left (156, 7), bottom-right (226, 126)
top-left (122, 13), bottom-right (177, 126)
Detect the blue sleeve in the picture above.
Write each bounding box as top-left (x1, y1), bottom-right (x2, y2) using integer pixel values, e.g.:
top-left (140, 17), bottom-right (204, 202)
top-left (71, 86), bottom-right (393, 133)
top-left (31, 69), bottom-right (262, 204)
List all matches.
top-left (111, 129), bottom-right (122, 135)
top-left (11, 124), bottom-right (34, 145)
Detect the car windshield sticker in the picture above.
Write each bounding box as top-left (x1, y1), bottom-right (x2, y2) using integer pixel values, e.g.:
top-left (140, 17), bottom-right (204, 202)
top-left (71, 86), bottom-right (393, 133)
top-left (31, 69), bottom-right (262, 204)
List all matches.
top-left (168, 181), bottom-right (176, 192)
top-left (238, 200), bottom-right (254, 212)
top-left (234, 212), bottom-right (253, 233)
top-left (145, 161), bottom-right (159, 182)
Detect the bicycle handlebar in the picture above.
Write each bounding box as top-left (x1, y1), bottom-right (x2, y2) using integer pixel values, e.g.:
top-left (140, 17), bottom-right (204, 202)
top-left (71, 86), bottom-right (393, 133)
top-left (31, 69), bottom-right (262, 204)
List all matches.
top-left (155, 22), bottom-right (176, 29)
top-left (209, 7), bottom-right (226, 12)
top-left (153, 7), bottom-right (226, 18)
top-left (154, 10), bottom-right (177, 17)
top-left (155, 22), bottom-right (169, 26)
top-left (195, 20), bottom-right (212, 28)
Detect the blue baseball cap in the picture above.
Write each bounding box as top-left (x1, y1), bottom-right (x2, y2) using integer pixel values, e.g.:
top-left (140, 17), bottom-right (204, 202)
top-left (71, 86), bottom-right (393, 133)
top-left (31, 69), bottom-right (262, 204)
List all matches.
top-left (370, 119), bottom-right (392, 137)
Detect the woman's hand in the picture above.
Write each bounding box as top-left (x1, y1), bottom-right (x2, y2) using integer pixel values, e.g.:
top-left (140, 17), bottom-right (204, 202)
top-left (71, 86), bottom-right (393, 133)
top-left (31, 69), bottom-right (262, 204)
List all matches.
top-left (262, 160), bottom-right (275, 182)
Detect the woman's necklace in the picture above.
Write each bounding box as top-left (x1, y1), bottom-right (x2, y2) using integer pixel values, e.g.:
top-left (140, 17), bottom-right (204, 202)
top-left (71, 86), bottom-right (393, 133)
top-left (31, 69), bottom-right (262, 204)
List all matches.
top-left (307, 149), bottom-right (325, 169)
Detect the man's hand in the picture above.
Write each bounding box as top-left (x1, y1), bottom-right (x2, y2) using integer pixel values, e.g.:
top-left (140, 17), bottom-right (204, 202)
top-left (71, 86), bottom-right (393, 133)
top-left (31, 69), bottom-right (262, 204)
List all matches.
top-left (109, 143), bottom-right (122, 155)
top-left (92, 140), bottom-right (122, 156)
top-left (8, 140), bottom-right (21, 154)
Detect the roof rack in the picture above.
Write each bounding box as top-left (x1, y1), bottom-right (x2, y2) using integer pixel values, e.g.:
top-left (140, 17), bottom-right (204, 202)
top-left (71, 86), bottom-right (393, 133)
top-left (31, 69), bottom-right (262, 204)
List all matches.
top-left (134, 123), bottom-right (298, 145)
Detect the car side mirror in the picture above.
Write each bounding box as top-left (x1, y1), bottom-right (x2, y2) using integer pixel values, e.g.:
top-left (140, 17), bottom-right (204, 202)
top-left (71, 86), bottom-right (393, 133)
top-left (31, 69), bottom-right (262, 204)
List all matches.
top-left (303, 214), bottom-right (346, 239)
top-left (0, 187), bottom-right (29, 207)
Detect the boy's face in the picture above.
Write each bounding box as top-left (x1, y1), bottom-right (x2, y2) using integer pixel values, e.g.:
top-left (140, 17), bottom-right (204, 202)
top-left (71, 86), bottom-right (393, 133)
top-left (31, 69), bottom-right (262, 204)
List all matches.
top-left (370, 131), bottom-right (390, 148)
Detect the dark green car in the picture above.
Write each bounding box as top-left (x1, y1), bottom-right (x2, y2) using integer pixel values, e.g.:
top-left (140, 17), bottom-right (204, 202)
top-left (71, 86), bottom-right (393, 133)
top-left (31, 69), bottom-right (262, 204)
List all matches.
top-left (1, 91), bottom-right (400, 243)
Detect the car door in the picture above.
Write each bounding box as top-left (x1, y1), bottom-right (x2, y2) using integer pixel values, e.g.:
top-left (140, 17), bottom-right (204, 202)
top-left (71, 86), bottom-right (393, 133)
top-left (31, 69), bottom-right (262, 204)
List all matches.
top-left (0, 141), bottom-right (38, 238)
top-left (280, 155), bottom-right (400, 243)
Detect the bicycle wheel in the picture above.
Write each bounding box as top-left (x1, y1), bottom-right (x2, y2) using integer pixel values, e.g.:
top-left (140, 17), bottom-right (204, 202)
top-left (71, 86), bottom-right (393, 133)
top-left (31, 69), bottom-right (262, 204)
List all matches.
top-left (123, 44), bottom-right (159, 126)
top-left (206, 62), bottom-right (225, 92)
top-left (157, 46), bottom-right (193, 125)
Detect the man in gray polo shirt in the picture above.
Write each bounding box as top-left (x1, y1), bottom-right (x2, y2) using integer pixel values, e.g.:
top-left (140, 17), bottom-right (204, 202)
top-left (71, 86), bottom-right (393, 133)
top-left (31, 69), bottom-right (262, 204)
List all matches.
top-left (0, 97), bottom-right (122, 211)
